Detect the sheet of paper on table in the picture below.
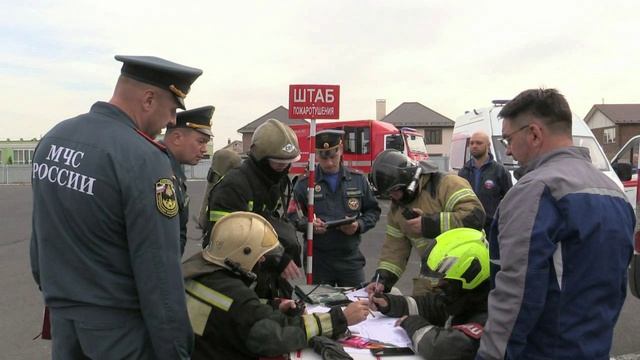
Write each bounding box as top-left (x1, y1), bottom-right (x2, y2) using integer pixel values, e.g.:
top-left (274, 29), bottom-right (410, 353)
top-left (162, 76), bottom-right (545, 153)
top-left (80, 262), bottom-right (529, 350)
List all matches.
top-left (348, 314), bottom-right (412, 348)
top-left (344, 287), bottom-right (412, 347)
top-left (306, 298), bottom-right (412, 348)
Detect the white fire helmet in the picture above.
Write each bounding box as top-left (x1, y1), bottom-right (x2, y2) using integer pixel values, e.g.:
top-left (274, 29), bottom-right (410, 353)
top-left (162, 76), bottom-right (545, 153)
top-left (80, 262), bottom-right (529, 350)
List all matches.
top-left (202, 212), bottom-right (279, 272)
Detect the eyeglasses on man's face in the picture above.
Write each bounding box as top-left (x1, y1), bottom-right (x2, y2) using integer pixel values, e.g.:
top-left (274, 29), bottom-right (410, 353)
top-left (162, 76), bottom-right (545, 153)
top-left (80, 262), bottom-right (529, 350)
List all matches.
top-left (500, 124), bottom-right (530, 147)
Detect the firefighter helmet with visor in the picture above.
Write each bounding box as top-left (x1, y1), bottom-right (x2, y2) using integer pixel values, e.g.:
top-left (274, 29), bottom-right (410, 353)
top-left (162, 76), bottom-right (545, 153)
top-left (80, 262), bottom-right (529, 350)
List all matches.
top-left (370, 149), bottom-right (418, 195)
top-left (426, 228), bottom-right (489, 290)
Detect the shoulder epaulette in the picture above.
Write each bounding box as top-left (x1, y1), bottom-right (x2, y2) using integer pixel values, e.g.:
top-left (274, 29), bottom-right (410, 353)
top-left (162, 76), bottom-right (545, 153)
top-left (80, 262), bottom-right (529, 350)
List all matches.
top-left (135, 129), bottom-right (167, 153)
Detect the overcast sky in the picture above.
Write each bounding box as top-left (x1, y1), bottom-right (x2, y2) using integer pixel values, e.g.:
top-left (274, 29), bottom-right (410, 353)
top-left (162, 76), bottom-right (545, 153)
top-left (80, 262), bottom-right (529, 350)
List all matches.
top-left (2, 0), bottom-right (639, 149)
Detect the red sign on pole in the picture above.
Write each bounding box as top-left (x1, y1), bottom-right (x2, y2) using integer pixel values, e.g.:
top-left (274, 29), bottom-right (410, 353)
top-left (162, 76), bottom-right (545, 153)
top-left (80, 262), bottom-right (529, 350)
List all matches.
top-left (288, 84), bottom-right (340, 119)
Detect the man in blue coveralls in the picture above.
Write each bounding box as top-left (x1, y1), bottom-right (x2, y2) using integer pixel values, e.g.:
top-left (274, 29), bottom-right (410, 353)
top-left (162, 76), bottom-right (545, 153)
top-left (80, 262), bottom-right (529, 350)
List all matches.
top-left (288, 129), bottom-right (381, 286)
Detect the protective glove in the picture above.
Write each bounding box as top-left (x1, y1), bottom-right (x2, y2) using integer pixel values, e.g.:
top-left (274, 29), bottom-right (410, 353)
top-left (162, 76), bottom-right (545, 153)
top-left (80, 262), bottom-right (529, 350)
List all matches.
top-left (309, 336), bottom-right (353, 360)
top-left (399, 315), bottom-right (431, 338)
top-left (369, 293), bottom-right (390, 314)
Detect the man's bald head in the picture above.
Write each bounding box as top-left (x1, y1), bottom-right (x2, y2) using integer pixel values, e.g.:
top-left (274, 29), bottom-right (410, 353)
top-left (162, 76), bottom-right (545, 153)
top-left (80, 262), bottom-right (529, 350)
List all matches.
top-left (471, 131), bottom-right (490, 145)
top-left (110, 75), bottom-right (178, 138)
top-left (469, 131), bottom-right (491, 162)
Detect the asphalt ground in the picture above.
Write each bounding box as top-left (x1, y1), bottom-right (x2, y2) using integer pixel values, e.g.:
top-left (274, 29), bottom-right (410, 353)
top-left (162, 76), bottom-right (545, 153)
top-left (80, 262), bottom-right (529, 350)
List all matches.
top-left (2, 181), bottom-right (639, 358)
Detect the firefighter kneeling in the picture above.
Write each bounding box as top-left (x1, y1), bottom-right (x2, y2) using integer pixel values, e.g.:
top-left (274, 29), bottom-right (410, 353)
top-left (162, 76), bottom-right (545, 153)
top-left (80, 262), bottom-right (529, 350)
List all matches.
top-left (182, 212), bottom-right (370, 359)
top-left (369, 228), bottom-right (490, 360)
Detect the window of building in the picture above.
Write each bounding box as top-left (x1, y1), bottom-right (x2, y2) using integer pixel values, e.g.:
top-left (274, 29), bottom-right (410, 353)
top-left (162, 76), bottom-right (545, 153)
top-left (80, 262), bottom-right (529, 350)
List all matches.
top-left (13, 149), bottom-right (34, 164)
top-left (424, 129), bottom-right (442, 145)
top-left (603, 127), bottom-right (616, 144)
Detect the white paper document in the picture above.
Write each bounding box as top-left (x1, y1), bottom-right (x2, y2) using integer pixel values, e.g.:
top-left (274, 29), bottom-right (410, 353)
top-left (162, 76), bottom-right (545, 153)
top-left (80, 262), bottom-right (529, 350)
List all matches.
top-left (348, 314), bottom-right (412, 348)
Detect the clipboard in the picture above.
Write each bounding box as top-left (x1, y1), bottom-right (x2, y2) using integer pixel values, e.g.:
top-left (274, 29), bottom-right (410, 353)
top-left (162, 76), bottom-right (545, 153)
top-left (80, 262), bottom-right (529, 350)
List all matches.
top-left (324, 216), bottom-right (357, 229)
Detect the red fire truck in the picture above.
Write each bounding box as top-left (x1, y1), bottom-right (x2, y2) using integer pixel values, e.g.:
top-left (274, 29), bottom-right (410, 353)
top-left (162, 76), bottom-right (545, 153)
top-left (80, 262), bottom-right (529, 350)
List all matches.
top-left (289, 119), bottom-right (429, 175)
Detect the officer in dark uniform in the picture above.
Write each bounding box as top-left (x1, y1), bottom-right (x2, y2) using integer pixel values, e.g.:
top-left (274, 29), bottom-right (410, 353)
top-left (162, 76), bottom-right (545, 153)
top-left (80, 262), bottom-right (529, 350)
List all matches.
top-left (162, 105), bottom-right (214, 255)
top-left (182, 212), bottom-right (370, 360)
top-left (288, 130), bottom-right (381, 287)
top-left (30, 55), bottom-right (202, 360)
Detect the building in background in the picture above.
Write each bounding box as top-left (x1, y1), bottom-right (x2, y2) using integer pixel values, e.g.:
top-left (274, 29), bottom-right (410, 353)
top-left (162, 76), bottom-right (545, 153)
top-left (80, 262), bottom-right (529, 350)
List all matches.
top-left (379, 100), bottom-right (454, 157)
top-left (221, 139), bottom-right (243, 154)
top-left (237, 106), bottom-right (301, 155)
top-left (584, 104), bottom-right (640, 158)
top-left (237, 101), bottom-right (454, 158)
top-left (0, 138), bottom-right (39, 165)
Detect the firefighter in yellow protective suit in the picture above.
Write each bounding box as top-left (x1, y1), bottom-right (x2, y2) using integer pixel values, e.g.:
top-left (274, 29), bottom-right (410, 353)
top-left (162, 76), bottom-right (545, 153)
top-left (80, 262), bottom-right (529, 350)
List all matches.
top-left (366, 150), bottom-right (485, 296)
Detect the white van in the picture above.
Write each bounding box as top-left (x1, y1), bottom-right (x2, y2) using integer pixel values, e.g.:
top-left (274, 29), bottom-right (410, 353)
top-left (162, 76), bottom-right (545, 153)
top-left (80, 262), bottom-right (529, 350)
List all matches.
top-left (609, 136), bottom-right (640, 298)
top-left (449, 100), bottom-right (624, 190)
top-left (610, 135), bottom-right (640, 208)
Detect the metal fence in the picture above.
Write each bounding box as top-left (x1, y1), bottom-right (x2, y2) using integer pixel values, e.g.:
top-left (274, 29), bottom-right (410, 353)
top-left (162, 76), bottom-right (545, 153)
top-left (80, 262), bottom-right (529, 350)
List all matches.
top-left (182, 160), bottom-right (212, 180)
top-left (1, 160), bottom-right (214, 185)
top-left (1, 164), bottom-right (33, 184)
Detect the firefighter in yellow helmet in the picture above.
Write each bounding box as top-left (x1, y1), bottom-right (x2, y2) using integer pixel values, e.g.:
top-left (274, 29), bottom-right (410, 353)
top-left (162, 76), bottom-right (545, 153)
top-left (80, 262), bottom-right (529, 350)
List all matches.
top-left (369, 228), bottom-right (490, 360)
top-left (182, 212), bottom-right (370, 360)
top-left (205, 118), bottom-right (303, 300)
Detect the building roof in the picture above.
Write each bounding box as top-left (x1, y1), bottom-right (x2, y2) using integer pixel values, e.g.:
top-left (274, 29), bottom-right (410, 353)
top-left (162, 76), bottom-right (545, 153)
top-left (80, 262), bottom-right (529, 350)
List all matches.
top-left (382, 102), bottom-right (454, 127)
top-left (237, 106), bottom-right (303, 133)
top-left (0, 138), bottom-right (39, 145)
top-left (221, 140), bottom-right (243, 151)
top-left (585, 104), bottom-right (640, 124)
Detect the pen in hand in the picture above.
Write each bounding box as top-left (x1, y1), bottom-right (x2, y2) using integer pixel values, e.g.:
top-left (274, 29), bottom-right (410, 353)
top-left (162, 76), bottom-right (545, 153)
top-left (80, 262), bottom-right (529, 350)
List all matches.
top-left (374, 273), bottom-right (383, 296)
top-left (368, 309), bottom-right (376, 319)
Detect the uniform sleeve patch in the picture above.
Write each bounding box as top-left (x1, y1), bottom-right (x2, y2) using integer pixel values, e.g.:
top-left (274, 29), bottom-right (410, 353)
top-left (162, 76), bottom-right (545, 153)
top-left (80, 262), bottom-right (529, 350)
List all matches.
top-left (155, 178), bottom-right (179, 218)
top-left (347, 198), bottom-right (361, 210)
top-left (452, 322), bottom-right (483, 340)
